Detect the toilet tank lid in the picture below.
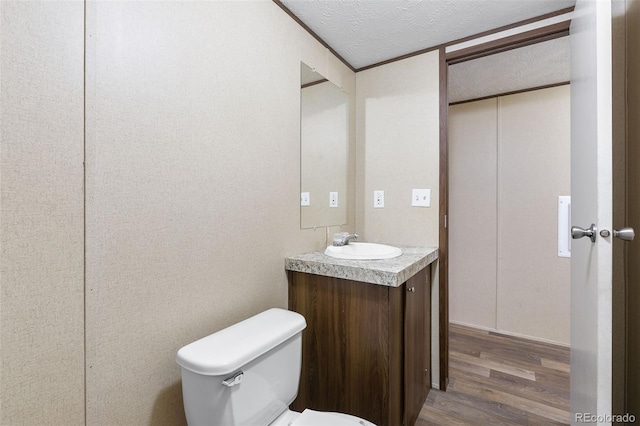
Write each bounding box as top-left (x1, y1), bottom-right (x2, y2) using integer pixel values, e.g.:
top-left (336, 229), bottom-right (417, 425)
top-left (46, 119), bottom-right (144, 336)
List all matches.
top-left (176, 308), bottom-right (307, 376)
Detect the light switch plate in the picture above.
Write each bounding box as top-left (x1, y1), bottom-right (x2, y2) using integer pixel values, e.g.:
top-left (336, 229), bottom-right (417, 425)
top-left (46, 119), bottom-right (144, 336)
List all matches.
top-left (374, 190), bottom-right (384, 208)
top-left (412, 189), bottom-right (431, 207)
top-left (301, 192), bottom-right (310, 206)
top-left (329, 192), bottom-right (338, 208)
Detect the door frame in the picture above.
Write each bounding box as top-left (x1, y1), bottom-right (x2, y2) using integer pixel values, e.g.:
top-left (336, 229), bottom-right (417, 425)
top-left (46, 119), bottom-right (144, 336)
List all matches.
top-left (438, 16), bottom-right (571, 391)
top-left (624, 0), bottom-right (640, 414)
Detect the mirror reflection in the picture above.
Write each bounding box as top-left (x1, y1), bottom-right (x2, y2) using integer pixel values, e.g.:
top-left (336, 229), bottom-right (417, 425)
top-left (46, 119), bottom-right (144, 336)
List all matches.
top-left (300, 62), bottom-right (349, 229)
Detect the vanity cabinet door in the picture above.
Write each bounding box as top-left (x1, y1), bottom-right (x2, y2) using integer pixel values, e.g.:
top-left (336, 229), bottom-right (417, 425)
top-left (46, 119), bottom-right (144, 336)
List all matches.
top-left (403, 267), bottom-right (431, 426)
top-left (287, 266), bottom-right (431, 426)
top-left (288, 271), bottom-right (403, 426)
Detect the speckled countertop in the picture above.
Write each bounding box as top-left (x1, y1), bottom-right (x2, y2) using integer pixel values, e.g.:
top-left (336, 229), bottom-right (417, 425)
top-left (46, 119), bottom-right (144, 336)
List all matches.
top-left (285, 246), bottom-right (438, 287)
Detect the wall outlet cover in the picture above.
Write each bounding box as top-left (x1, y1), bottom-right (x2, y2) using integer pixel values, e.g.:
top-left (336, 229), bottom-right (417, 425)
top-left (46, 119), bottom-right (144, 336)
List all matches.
top-left (412, 189), bottom-right (431, 207)
top-left (374, 190), bottom-right (384, 208)
top-left (329, 192), bottom-right (338, 208)
top-left (301, 192), bottom-right (310, 206)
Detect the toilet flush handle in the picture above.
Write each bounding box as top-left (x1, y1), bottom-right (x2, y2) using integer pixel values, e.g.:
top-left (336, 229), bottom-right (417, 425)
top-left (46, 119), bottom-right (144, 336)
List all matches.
top-left (222, 371), bottom-right (244, 387)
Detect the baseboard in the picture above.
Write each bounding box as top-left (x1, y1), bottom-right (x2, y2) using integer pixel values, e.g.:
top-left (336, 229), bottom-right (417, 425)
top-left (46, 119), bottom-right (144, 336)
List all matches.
top-left (449, 320), bottom-right (570, 348)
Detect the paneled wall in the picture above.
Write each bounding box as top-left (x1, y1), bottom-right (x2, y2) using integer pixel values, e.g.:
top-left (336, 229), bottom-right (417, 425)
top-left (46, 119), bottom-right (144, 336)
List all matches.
top-left (449, 86), bottom-right (571, 345)
top-left (84, 2), bottom-right (354, 424)
top-left (2, 2), bottom-right (355, 425)
top-left (1, 2), bottom-right (85, 424)
top-left (355, 51), bottom-right (441, 385)
top-left (355, 52), bottom-right (440, 248)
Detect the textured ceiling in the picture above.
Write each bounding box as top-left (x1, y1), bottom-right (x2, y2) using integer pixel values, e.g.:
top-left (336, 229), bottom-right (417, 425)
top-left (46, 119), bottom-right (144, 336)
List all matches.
top-left (280, 0), bottom-right (575, 70)
top-left (448, 36), bottom-right (570, 103)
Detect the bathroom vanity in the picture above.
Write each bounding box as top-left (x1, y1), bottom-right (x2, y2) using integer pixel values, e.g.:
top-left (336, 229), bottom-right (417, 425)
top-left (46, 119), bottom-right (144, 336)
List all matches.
top-left (285, 246), bottom-right (438, 426)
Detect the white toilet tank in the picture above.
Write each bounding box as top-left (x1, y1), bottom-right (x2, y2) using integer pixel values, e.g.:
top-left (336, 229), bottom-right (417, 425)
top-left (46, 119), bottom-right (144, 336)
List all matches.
top-left (176, 308), bottom-right (307, 426)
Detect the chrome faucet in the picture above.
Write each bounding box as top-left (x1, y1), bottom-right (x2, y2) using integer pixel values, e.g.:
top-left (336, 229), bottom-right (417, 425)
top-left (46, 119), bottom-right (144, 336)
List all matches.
top-left (333, 232), bottom-right (358, 246)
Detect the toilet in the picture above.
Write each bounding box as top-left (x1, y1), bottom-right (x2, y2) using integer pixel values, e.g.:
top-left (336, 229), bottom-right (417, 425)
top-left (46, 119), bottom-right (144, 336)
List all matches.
top-left (176, 308), bottom-right (375, 426)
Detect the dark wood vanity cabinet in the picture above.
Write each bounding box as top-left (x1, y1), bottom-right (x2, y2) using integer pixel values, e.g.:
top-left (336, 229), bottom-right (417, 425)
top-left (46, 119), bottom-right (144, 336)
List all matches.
top-left (288, 266), bottom-right (431, 426)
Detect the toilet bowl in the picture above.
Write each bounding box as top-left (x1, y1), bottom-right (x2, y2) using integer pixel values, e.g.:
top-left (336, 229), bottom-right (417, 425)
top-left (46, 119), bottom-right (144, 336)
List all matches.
top-left (176, 308), bottom-right (375, 426)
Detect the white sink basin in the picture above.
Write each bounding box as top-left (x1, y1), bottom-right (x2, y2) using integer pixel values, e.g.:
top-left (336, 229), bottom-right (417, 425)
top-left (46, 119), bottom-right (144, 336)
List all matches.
top-left (324, 242), bottom-right (402, 260)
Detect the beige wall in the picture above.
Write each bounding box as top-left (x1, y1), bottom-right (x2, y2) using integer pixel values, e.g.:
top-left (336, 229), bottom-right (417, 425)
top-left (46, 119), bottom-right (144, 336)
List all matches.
top-left (449, 86), bottom-right (571, 345)
top-left (2, 1), bottom-right (355, 425)
top-left (84, 2), bottom-right (354, 424)
top-left (1, 2), bottom-right (86, 424)
top-left (355, 50), bottom-right (441, 386)
top-left (355, 51), bottom-right (440, 248)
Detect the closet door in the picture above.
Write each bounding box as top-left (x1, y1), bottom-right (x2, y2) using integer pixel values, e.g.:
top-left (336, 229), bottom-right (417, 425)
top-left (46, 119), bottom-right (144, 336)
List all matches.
top-left (449, 87), bottom-right (571, 344)
top-left (448, 99), bottom-right (498, 329)
top-left (497, 86), bottom-right (571, 344)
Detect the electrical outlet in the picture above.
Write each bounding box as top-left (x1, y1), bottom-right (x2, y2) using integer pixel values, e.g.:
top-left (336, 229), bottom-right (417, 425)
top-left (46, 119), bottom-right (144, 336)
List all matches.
top-left (374, 190), bottom-right (384, 208)
top-left (329, 192), bottom-right (338, 208)
top-left (412, 189), bottom-right (431, 207)
top-left (301, 192), bottom-right (310, 206)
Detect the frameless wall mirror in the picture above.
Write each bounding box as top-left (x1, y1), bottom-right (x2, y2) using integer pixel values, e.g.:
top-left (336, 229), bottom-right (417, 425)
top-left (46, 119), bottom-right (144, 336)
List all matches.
top-left (300, 62), bottom-right (349, 229)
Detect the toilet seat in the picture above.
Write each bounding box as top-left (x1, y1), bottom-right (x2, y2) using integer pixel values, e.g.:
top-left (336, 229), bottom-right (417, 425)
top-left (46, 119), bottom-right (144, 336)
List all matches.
top-left (291, 409), bottom-right (375, 426)
top-left (271, 409), bottom-right (375, 426)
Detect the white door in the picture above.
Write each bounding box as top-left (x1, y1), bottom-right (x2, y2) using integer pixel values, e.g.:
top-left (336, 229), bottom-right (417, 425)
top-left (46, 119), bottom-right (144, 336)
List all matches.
top-left (570, 0), bottom-right (613, 422)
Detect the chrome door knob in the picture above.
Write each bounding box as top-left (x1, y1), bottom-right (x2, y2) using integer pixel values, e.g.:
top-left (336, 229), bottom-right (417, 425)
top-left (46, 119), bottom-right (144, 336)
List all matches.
top-left (613, 227), bottom-right (635, 241)
top-left (572, 224), bottom-right (597, 243)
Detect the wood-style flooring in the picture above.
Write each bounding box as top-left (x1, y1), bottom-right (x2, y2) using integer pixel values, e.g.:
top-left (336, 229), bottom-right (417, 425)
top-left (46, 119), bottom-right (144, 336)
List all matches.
top-left (418, 324), bottom-right (570, 425)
